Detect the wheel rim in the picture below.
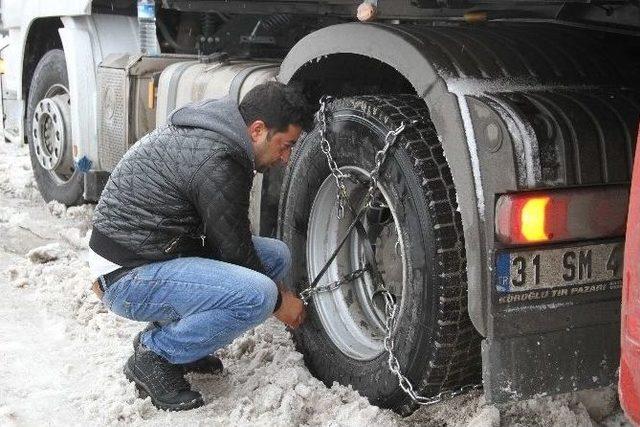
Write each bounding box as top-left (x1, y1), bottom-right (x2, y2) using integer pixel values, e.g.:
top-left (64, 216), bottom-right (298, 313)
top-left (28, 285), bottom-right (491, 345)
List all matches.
top-left (32, 84), bottom-right (74, 184)
top-left (306, 165), bottom-right (406, 361)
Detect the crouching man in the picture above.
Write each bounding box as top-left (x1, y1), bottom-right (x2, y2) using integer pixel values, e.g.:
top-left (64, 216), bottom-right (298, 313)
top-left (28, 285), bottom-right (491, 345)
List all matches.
top-left (88, 82), bottom-right (312, 411)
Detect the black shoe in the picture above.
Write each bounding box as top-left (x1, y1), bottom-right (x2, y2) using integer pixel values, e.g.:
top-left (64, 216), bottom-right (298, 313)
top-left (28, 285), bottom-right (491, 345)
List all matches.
top-left (134, 324), bottom-right (224, 375)
top-left (180, 355), bottom-right (224, 375)
top-left (124, 340), bottom-right (204, 411)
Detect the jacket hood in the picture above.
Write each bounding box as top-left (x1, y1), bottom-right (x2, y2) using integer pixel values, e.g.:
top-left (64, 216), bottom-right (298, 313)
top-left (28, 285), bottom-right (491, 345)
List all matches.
top-left (167, 96), bottom-right (254, 163)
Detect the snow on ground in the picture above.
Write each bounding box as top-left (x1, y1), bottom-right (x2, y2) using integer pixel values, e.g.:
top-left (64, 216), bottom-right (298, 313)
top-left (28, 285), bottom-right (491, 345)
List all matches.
top-left (0, 139), bottom-right (632, 426)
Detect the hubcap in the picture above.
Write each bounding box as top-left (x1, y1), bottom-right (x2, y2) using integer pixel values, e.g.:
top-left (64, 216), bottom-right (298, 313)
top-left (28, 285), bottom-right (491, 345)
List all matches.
top-left (306, 166), bottom-right (406, 361)
top-left (32, 85), bottom-right (74, 183)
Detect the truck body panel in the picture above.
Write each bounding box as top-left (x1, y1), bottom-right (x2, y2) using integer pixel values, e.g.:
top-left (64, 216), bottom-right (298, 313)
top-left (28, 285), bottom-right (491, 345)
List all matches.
top-left (58, 15), bottom-right (137, 171)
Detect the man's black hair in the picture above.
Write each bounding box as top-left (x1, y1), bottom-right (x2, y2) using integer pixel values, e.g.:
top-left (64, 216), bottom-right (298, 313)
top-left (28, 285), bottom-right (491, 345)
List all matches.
top-left (239, 81), bottom-right (313, 133)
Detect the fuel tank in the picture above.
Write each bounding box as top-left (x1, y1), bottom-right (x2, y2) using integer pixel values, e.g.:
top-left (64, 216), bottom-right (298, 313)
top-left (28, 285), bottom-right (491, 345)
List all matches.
top-left (96, 54), bottom-right (279, 233)
top-left (96, 53), bottom-right (279, 171)
top-left (155, 57), bottom-right (279, 127)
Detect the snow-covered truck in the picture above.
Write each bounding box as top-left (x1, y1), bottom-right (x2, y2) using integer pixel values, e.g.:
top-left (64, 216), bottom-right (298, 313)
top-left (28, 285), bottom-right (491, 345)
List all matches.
top-left (1, 0), bottom-right (639, 415)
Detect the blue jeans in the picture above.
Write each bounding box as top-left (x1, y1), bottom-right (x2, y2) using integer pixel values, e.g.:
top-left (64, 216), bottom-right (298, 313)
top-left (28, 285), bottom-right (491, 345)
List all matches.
top-left (101, 236), bottom-right (290, 364)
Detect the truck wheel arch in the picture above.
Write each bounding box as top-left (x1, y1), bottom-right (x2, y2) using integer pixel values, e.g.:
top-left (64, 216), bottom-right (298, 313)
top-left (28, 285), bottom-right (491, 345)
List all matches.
top-left (277, 22), bottom-right (486, 335)
top-left (21, 18), bottom-right (64, 112)
top-left (58, 15), bottom-right (140, 173)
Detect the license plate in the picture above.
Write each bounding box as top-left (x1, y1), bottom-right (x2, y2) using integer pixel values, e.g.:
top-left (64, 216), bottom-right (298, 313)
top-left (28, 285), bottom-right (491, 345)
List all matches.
top-left (495, 241), bottom-right (623, 303)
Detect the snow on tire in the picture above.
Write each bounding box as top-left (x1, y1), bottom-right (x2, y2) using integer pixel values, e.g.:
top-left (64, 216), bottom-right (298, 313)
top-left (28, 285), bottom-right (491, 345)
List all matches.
top-left (278, 94), bottom-right (482, 415)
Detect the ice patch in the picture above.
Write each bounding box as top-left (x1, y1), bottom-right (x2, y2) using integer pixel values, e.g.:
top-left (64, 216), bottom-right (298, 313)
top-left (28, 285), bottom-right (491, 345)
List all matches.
top-left (7, 211), bottom-right (28, 226)
top-left (26, 243), bottom-right (69, 263)
top-left (0, 207), bottom-right (13, 223)
top-left (66, 204), bottom-right (94, 219)
top-left (46, 201), bottom-right (94, 221)
top-left (59, 227), bottom-right (91, 250)
top-left (576, 386), bottom-right (619, 421)
top-left (468, 406), bottom-right (501, 427)
top-left (499, 393), bottom-right (595, 426)
top-left (0, 142), bottom-right (39, 200)
top-left (47, 200), bottom-right (67, 218)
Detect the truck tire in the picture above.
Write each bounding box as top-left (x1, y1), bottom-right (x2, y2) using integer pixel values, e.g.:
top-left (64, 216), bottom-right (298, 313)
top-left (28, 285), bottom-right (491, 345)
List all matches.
top-left (278, 94), bottom-right (481, 415)
top-left (26, 49), bottom-right (84, 206)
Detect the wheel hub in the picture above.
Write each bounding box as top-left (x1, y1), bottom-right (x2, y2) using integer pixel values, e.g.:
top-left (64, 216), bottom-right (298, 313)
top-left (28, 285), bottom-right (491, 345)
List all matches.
top-left (307, 166), bottom-right (406, 361)
top-left (32, 87), bottom-right (73, 182)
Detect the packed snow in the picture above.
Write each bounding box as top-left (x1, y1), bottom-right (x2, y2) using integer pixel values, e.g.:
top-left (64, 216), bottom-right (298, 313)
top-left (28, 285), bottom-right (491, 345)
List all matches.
top-left (0, 139), bottom-right (631, 425)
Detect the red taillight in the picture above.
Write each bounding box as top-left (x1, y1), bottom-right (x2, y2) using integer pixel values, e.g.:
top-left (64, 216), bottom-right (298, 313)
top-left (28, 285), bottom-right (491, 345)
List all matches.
top-left (495, 186), bottom-right (628, 245)
top-left (520, 197), bottom-right (550, 242)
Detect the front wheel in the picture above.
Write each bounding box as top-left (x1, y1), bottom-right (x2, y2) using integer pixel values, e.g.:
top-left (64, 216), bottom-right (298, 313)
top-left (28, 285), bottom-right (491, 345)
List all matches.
top-left (278, 94), bottom-right (481, 415)
top-left (26, 49), bottom-right (84, 206)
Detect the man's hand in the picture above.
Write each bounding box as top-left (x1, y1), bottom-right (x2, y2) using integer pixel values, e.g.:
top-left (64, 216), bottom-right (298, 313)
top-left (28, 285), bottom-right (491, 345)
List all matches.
top-left (274, 287), bottom-right (305, 329)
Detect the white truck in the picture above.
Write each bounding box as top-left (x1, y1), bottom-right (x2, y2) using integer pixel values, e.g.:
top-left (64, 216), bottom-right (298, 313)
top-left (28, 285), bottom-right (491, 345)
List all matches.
top-left (2, 0), bottom-right (639, 415)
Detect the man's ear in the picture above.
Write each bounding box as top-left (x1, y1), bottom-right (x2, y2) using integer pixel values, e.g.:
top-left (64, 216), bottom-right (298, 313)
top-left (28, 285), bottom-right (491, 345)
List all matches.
top-left (248, 120), bottom-right (267, 142)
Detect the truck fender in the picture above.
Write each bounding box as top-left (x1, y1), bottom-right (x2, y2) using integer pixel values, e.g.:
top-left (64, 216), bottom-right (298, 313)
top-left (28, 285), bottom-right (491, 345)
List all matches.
top-left (58, 19), bottom-right (97, 167)
top-left (58, 15), bottom-right (139, 169)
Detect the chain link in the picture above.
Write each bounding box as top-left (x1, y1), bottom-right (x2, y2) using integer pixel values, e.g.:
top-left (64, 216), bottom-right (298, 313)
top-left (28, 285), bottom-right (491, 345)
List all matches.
top-left (305, 97), bottom-right (482, 406)
top-left (317, 96), bottom-right (349, 219)
top-left (380, 288), bottom-right (482, 405)
top-left (300, 267), bottom-right (368, 304)
top-left (365, 121), bottom-right (416, 208)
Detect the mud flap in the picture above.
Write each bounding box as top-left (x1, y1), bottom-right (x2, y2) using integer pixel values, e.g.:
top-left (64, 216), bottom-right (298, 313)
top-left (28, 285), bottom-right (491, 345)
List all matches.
top-left (482, 316), bottom-right (620, 403)
top-left (83, 170), bottom-right (110, 202)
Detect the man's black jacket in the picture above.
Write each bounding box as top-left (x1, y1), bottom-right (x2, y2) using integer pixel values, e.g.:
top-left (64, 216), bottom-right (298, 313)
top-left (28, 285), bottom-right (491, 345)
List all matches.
top-left (90, 97), bottom-right (265, 274)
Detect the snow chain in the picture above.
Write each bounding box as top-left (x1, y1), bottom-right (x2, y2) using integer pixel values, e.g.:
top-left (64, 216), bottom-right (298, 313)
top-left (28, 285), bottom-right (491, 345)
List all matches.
top-left (317, 95), bottom-right (350, 219)
top-left (300, 96), bottom-right (483, 406)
